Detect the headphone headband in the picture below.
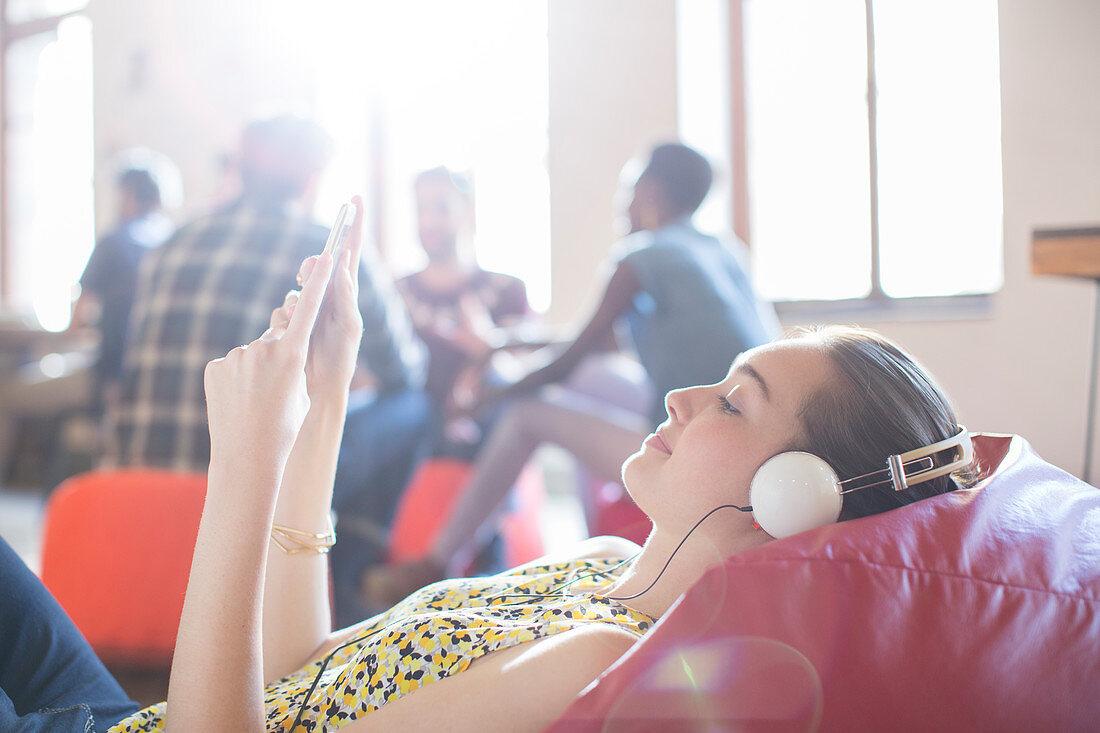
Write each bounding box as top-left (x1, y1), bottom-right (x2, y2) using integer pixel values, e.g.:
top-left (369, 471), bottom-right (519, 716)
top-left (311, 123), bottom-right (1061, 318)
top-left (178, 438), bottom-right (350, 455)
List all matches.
top-left (840, 425), bottom-right (973, 495)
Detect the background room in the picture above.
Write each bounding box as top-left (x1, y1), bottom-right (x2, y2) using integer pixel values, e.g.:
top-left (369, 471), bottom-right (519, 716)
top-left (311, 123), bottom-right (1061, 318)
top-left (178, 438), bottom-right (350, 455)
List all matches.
top-left (0, 0), bottom-right (1097, 707)
top-left (0, 0), bottom-right (1097, 548)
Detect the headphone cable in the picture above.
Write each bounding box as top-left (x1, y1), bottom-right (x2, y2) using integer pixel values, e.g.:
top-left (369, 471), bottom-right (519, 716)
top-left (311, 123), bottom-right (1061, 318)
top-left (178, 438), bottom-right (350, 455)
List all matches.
top-left (607, 504), bottom-right (750, 601)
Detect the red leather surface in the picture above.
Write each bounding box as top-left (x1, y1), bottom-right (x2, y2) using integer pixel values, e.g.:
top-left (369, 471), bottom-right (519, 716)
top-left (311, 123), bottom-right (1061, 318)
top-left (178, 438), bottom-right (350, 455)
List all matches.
top-left (545, 435), bottom-right (1100, 732)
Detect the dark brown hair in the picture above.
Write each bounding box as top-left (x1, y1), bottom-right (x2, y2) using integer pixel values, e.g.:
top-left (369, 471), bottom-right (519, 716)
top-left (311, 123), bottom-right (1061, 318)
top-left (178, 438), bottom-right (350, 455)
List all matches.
top-left (118, 168), bottom-right (161, 210)
top-left (795, 326), bottom-right (973, 521)
top-left (642, 143), bottom-right (713, 217)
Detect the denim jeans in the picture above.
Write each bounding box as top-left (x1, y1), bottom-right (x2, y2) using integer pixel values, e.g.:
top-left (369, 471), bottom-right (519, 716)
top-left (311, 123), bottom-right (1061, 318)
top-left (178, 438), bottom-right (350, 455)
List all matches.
top-left (0, 534), bottom-right (138, 732)
top-left (329, 388), bottom-right (434, 628)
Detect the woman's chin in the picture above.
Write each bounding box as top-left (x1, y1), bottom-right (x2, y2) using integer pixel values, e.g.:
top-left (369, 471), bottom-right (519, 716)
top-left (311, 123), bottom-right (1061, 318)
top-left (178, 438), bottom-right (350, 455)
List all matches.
top-left (620, 454), bottom-right (650, 505)
top-left (620, 451), bottom-right (643, 481)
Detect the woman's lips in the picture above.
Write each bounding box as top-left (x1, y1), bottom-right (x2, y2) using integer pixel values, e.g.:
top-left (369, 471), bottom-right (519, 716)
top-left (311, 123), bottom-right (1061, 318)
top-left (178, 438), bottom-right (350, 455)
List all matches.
top-left (645, 430), bottom-right (672, 455)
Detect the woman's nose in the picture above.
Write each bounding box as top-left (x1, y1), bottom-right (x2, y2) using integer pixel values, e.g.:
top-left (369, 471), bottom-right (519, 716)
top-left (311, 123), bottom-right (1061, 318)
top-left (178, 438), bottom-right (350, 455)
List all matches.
top-left (665, 387), bottom-right (692, 424)
top-left (666, 383), bottom-right (715, 424)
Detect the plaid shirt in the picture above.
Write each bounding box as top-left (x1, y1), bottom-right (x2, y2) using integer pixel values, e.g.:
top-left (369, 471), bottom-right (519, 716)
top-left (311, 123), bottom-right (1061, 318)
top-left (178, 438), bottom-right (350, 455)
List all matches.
top-left (104, 199), bottom-right (426, 472)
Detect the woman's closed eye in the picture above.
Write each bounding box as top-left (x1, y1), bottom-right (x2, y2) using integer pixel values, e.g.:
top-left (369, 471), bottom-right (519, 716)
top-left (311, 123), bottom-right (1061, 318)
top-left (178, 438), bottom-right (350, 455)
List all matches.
top-left (717, 395), bottom-right (740, 415)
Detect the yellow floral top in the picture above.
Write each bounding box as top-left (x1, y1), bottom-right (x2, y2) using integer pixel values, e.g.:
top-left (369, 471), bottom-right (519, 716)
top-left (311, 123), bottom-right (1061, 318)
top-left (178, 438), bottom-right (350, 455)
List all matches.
top-left (109, 558), bottom-right (653, 732)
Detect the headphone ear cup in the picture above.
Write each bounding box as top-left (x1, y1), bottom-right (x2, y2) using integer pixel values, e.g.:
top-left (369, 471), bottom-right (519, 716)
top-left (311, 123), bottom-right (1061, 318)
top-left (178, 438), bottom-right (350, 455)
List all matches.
top-left (749, 452), bottom-right (843, 539)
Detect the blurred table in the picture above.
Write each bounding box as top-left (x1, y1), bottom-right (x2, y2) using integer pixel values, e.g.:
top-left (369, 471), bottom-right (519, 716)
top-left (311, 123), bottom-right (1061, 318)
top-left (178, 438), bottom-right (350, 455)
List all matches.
top-left (0, 313), bottom-right (98, 487)
top-left (0, 314), bottom-right (91, 363)
top-left (1032, 225), bottom-right (1100, 483)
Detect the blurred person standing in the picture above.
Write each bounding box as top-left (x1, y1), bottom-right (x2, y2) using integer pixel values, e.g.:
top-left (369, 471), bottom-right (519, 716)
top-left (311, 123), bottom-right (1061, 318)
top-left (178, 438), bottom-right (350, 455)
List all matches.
top-left (105, 116), bottom-right (429, 626)
top-left (396, 166), bottom-right (531, 459)
top-left (70, 150), bottom-right (180, 415)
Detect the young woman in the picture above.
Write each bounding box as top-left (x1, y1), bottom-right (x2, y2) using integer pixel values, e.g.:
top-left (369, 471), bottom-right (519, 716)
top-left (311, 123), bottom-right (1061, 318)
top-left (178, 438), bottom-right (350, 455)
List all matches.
top-left (11, 201), bottom-right (965, 731)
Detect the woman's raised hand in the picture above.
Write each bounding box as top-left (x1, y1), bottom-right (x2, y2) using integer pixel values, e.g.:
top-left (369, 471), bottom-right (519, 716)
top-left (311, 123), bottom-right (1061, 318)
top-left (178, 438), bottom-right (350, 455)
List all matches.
top-left (271, 197), bottom-right (366, 405)
top-left (203, 248), bottom-right (335, 469)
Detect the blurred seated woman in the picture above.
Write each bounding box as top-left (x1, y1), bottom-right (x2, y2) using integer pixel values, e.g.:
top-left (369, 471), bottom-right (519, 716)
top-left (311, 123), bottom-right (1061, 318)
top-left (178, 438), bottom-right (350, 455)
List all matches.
top-left (3, 206), bottom-right (972, 731)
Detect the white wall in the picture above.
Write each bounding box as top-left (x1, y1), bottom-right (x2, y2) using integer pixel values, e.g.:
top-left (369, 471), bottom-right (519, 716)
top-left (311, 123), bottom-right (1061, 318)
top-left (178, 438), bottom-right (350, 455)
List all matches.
top-left (88, 0), bottom-right (1100, 476)
top-left (88, 0), bottom-right (315, 226)
top-left (546, 0), bottom-right (679, 324)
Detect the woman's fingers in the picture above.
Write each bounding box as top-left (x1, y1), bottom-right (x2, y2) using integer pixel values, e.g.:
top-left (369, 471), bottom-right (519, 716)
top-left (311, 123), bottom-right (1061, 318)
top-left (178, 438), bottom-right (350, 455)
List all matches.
top-left (335, 250), bottom-right (358, 308)
top-left (270, 291), bottom-right (299, 330)
top-left (259, 326), bottom-right (287, 343)
top-left (285, 251), bottom-right (334, 346)
top-left (296, 256), bottom-right (318, 287)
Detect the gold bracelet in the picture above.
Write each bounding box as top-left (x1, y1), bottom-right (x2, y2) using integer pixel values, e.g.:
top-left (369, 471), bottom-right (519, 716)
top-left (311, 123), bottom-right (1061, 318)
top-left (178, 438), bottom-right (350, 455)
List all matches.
top-left (270, 523), bottom-right (336, 555)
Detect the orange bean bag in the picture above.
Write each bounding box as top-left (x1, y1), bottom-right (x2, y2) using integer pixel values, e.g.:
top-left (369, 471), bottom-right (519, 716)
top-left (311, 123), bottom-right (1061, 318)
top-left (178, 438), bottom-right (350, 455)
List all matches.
top-left (40, 469), bottom-right (206, 667)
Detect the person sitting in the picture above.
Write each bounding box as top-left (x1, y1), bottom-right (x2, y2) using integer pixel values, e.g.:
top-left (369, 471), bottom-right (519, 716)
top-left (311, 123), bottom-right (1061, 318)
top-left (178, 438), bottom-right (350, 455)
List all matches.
top-left (365, 141), bottom-right (781, 602)
top-left (102, 116), bottom-right (429, 627)
top-left (70, 150), bottom-right (180, 417)
top-left (396, 166), bottom-right (531, 459)
top-left (77, 217), bottom-right (967, 729)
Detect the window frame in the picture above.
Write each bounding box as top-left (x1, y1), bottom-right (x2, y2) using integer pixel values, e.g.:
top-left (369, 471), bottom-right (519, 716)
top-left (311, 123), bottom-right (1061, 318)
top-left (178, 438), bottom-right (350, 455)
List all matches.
top-left (728, 0), bottom-right (1001, 319)
top-left (0, 0), bottom-right (86, 307)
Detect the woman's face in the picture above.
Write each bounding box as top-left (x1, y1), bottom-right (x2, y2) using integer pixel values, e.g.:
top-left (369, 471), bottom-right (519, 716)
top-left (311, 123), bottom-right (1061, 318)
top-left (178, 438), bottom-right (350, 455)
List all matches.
top-left (622, 339), bottom-right (834, 536)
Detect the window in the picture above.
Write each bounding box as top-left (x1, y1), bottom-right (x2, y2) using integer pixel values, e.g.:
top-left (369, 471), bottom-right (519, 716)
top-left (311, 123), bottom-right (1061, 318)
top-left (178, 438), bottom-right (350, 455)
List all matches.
top-left (677, 0), bottom-right (733, 237)
top-left (308, 1), bottom-right (551, 311)
top-left (741, 0), bottom-right (1003, 304)
top-left (1, 4), bottom-right (93, 329)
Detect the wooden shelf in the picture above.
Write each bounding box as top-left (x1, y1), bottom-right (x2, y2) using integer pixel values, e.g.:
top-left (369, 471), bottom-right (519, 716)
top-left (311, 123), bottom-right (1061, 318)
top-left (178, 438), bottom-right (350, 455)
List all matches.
top-left (1033, 226), bottom-right (1100, 280)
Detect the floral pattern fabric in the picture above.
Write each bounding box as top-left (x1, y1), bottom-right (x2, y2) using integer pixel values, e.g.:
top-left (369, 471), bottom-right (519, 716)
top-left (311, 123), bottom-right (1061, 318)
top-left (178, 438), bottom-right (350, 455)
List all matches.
top-left (109, 558), bottom-right (653, 732)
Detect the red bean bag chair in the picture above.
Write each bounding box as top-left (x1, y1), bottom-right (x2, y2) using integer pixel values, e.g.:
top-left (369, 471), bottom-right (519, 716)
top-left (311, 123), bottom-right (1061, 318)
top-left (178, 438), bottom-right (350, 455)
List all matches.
top-left (545, 434), bottom-right (1100, 732)
top-left (389, 458), bottom-right (545, 569)
top-left (40, 469), bottom-right (206, 667)
top-left (586, 478), bottom-right (652, 546)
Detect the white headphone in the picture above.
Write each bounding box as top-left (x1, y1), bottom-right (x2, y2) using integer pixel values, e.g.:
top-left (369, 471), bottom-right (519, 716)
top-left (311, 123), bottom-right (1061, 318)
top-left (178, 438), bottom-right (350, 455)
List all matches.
top-left (748, 425), bottom-right (974, 539)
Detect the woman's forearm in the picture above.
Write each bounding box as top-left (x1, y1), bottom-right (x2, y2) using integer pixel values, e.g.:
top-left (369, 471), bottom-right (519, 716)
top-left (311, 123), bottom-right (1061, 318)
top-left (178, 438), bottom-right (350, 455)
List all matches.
top-left (164, 243), bottom-right (343, 729)
top-left (166, 458), bottom-right (285, 732)
top-left (262, 395), bottom-right (348, 682)
top-left (500, 260), bottom-right (637, 402)
top-left (498, 339), bottom-right (589, 402)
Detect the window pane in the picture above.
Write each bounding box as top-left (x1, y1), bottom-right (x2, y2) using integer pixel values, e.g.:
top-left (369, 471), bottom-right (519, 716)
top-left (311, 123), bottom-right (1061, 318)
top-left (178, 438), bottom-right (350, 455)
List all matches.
top-left (5, 16), bottom-right (94, 330)
top-left (744, 0), bottom-right (872, 301)
top-left (874, 0), bottom-right (1003, 297)
top-left (677, 0), bottom-right (732, 235)
top-left (312, 1), bottom-right (551, 312)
